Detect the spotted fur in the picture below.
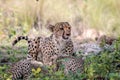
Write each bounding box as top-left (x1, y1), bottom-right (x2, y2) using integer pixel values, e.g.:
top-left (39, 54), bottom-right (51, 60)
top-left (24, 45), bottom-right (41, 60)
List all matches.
top-left (63, 57), bottom-right (84, 74)
top-left (50, 55), bottom-right (84, 74)
top-left (9, 59), bottom-right (43, 80)
top-left (12, 22), bottom-right (74, 69)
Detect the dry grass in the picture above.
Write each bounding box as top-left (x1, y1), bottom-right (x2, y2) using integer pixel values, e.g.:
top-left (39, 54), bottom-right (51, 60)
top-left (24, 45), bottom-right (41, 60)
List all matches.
top-left (0, 0), bottom-right (120, 42)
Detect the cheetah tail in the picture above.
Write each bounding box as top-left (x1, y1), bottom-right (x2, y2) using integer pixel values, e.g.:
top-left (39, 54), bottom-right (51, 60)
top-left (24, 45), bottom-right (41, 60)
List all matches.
top-left (12, 36), bottom-right (28, 46)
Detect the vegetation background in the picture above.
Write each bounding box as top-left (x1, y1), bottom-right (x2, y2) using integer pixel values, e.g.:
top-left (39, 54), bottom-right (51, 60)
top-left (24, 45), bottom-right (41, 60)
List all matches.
top-left (0, 0), bottom-right (120, 42)
top-left (0, 0), bottom-right (120, 80)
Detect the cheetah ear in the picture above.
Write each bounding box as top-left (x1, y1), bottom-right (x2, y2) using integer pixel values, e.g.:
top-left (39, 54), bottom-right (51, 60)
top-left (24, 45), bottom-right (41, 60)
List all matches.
top-left (47, 25), bottom-right (55, 32)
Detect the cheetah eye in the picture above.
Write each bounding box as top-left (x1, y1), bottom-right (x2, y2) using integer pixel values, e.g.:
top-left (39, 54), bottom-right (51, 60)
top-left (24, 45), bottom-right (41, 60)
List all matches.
top-left (68, 27), bottom-right (71, 29)
top-left (60, 27), bottom-right (63, 30)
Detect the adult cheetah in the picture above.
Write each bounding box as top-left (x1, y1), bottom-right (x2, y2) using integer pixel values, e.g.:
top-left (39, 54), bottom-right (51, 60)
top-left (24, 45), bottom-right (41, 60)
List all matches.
top-left (12, 22), bottom-right (74, 68)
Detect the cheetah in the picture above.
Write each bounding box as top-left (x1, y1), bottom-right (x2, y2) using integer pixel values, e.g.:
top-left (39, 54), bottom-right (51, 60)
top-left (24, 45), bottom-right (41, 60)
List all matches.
top-left (12, 22), bottom-right (74, 68)
top-left (52, 55), bottom-right (84, 75)
top-left (96, 35), bottom-right (116, 45)
top-left (9, 54), bottom-right (78, 80)
top-left (9, 58), bottom-right (43, 80)
top-left (63, 57), bottom-right (84, 75)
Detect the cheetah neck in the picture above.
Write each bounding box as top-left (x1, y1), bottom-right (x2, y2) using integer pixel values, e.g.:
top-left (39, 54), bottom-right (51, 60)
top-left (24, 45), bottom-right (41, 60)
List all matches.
top-left (51, 34), bottom-right (66, 50)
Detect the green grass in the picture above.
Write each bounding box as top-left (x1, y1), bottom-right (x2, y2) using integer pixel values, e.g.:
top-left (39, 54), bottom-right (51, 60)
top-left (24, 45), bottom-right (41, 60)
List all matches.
top-left (0, 38), bottom-right (120, 80)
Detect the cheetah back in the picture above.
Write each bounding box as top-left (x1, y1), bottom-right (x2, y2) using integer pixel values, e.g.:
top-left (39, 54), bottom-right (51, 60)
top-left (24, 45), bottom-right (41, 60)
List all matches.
top-left (9, 59), bottom-right (32, 80)
top-left (63, 57), bottom-right (84, 75)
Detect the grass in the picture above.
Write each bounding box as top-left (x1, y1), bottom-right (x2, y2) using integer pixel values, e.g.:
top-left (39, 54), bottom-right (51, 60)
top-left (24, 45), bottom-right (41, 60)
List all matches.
top-left (82, 0), bottom-right (120, 36)
top-left (0, 37), bottom-right (120, 80)
top-left (0, 0), bottom-right (120, 80)
top-left (0, 0), bottom-right (120, 41)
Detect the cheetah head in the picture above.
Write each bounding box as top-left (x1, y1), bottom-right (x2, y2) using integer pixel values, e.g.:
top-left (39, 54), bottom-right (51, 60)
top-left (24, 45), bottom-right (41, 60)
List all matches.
top-left (48, 22), bottom-right (71, 40)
